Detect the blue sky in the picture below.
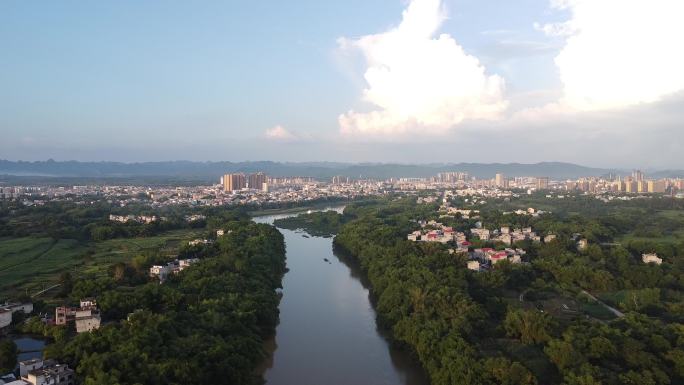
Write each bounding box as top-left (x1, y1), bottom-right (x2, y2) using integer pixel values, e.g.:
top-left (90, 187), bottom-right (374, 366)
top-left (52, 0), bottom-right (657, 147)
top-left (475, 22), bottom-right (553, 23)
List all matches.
top-left (1, 0), bottom-right (682, 167)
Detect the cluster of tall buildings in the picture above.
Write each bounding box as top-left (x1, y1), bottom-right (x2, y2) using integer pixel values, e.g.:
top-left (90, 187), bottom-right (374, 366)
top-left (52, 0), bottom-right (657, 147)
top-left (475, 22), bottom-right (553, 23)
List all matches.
top-left (493, 173), bottom-right (549, 190)
top-left (332, 175), bottom-right (351, 184)
top-left (565, 170), bottom-right (680, 194)
top-left (437, 172), bottom-right (470, 183)
top-left (221, 172), bottom-right (268, 192)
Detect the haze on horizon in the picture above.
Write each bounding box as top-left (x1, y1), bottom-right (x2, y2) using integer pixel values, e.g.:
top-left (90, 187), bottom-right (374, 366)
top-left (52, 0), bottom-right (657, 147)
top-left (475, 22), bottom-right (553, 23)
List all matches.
top-left (1, 0), bottom-right (682, 169)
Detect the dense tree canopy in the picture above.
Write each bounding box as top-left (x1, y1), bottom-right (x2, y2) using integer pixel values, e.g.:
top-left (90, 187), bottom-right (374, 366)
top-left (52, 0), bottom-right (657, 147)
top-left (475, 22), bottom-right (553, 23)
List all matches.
top-left (333, 197), bottom-right (684, 385)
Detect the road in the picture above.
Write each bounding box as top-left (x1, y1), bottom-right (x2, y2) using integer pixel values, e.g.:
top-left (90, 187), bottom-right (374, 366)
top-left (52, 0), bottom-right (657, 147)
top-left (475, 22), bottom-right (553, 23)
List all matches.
top-left (581, 290), bottom-right (625, 318)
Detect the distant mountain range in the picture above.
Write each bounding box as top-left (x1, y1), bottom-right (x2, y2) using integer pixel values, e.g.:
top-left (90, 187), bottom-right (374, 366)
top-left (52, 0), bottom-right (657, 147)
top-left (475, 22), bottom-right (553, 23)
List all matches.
top-left (0, 159), bottom-right (682, 181)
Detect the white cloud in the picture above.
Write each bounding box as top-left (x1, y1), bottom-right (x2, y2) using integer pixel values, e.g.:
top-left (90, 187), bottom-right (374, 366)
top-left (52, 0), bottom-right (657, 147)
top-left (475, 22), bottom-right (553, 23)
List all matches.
top-left (540, 0), bottom-right (684, 110)
top-left (264, 125), bottom-right (298, 141)
top-left (337, 0), bottom-right (508, 137)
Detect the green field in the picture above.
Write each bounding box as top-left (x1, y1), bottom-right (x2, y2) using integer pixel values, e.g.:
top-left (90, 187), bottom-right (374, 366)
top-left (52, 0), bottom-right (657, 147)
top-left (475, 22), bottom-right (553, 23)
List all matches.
top-left (0, 229), bottom-right (201, 299)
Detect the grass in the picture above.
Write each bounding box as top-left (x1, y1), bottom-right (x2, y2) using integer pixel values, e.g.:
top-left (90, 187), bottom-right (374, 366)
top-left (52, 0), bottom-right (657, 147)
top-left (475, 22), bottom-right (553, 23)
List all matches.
top-left (0, 237), bottom-right (88, 295)
top-left (0, 229), bottom-right (201, 299)
top-left (580, 301), bottom-right (617, 320)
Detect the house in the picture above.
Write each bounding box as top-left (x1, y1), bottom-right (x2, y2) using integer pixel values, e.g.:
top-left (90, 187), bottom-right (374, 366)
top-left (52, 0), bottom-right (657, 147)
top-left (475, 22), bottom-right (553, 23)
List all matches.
top-left (55, 300), bottom-right (101, 333)
top-left (5, 303), bottom-right (33, 314)
top-left (150, 259), bottom-right (200, 282)
top-left (544, 234), bottom-right (557, 243)
top-left (75, 312), bottom-right (101, 334)
top-left (54, 307), bottom-right (77, 326)
top-left (467, 260), bottom-right (481, 271)
top-left (407, 231), bottom-right (421, 241)
top-left (19, 359), bottom-right (45, 378)
top-left (1, 302), bottom-right (34, 328)
top-left (0, 309), bottom-right (11, 329)
top-left (18, 359), bottom-right (74, 385)
top-left (149, 265), bottom-right (172, 282)
top-left (642, 253), bottom-right (663, 265)
top-left (470, 228), bottom-right (490, 241)
top-left (577, 239), bottom-right (588, 250)
top-left (472, 247), bottom-right (525, 266)
top-left (79, 299), bottom-right (96, 309)
top-left (188, 239), bottom-right (212, 246)
top-left (216, 229), bottom-right (225, 237)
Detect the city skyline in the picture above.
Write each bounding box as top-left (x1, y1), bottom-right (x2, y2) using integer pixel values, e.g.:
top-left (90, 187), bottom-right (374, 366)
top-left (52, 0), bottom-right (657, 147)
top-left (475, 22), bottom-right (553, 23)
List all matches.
top-left (1, 0), bottom-right (683, 167)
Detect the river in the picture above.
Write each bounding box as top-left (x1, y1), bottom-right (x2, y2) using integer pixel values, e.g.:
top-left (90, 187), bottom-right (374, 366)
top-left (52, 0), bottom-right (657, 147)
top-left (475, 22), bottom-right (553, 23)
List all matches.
top-left (254, 208), bottom-right (429, 385)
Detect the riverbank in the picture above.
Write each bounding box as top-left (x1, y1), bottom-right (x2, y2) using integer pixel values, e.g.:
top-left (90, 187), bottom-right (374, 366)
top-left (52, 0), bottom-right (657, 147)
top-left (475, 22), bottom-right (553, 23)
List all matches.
top-left (248, 201), bottom-right (351, 218)
top-left (254, 212), bottom-right (429, 385)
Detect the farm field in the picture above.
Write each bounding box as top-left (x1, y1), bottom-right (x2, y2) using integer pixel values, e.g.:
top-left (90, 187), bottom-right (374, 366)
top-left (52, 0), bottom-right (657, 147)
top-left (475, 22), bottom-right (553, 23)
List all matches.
top-left (0, 229), bottom-right (201, 299)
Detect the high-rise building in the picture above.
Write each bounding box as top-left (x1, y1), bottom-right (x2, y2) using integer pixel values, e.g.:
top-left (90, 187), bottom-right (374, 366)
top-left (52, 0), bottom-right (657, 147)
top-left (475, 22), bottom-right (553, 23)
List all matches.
top-left (647, 180), bottom-right (666, 193)
top-left (247, 172), bottom-right (267, 190)
top-left (495, 173), bottom-right (506, 188)
top-left (625, 180), bottom-right (638, 193)
top-left (676, 180), bottom-right (684, 191)
top-left (332, 175), bottom-right (350, 184)
top-left (632, 169), bottom-right (644, 182)
top-left (536, 177), bottom-right (550, 190)
top-left (637, 180), bottom-right (648, 193)
top-left (223, 173), bottom-right (246, 192)
top-left (437, 172), bottom-right (469, 183)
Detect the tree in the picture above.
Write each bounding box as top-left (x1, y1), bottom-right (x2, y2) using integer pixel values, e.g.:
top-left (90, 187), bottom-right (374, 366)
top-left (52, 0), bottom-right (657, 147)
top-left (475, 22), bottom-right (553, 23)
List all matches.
top-left (0, 339), bottom-right (18, 373)
top-left (504, 309), bottom-right (554, 345)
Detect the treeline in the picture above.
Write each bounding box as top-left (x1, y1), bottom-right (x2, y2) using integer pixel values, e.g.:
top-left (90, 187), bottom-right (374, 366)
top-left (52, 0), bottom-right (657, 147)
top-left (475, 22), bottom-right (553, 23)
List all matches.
top-left (273, 210), bottom-right (346, 237)
top-left (23, 218), bottom-right (286, 385)
top-left (334, 199), bottom-right (684, 384)
top-left (0, 201), bottom-right (212, 241)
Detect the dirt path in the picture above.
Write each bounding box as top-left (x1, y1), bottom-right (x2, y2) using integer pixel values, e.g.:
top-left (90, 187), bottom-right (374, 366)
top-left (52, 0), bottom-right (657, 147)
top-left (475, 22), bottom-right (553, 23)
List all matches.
top-left (582, 290), bottom-right (625, 318)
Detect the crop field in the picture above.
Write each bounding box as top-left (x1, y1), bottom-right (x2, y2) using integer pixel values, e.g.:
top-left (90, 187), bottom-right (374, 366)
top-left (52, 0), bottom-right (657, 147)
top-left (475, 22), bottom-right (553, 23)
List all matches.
top-left (0, 229), bottom-right (201, 298)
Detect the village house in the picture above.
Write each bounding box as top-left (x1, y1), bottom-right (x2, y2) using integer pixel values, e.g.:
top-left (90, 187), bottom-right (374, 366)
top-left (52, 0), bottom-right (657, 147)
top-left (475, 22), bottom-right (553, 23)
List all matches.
top-left (440, 207), bottom-right (480, 219)
top-left (149, 258), bottom-right (200, 282)
top-left (184, 214), bottom-right (206, 222)
top-left (55, 299), bottom-right (100, 333)
top-left (0, 309), bottom-right (11, 330)
top-left (577, 238), bottom-right (589, 250)
top-left (408, 220), bottom-right (467, 244)
top-left (0, 302), bottom-right (33, 330)
top-left (472, 248), bottom-right (525, 266)
top-left (467, 260), bottom-right (481, 271)
top-left (17, 359), bottom-right (74, 385)
top-left (470, 228), bottom-right (491, 241)
top-left (487, 226), bottom-right (542, 245)
top-left (642, 253), bottom-right (663, 265)
top-left (188, 239), bottom-right (212, 246)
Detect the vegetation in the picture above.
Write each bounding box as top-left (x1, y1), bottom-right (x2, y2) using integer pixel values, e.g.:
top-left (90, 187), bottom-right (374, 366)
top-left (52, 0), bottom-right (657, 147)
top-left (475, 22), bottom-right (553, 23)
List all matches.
top-left (334, 196), bottom-right (684, 385)
top-left (273, 210), bottom-right (346, 237)
top-left (0, 340), bottom-right (18, 373)
top-left (12, 213), bottom-right (285, 385)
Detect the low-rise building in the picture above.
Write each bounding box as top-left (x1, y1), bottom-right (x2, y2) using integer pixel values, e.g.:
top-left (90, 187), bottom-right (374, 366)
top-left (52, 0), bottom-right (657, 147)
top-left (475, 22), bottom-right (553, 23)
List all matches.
top-left (188, 239), bottom-right (212, 246)
top-left (55, 300), bottom-right (101, 333)
top-left (19, 359), bottom-right (74, 385)
top-left (470, 228), bottom-right (491, 241)
top-left (0, 309), bottom-right (11, 329)
top-left (577, 238), bottom-right (588, 250)
top-left (642, 253), bottom-right (663, 265)
top-left (150, 259), bottom-right (200, 282)
top-left (75, 312), bottom-right (101, 334)
top-left (467, 260), bottom-right (481, 271)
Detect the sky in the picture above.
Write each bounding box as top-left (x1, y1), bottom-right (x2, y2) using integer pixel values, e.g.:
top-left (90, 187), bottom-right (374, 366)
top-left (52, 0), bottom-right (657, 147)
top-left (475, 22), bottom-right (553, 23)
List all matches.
top-left (1, 0), bottom-right (683, 168)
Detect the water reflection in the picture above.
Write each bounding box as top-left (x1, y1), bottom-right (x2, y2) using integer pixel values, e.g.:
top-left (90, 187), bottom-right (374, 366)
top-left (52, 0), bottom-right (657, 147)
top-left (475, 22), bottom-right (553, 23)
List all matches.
top-left (13, 336), bottom-right (45, 362)
top-left (254, 208), bottom-right (429, 385)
